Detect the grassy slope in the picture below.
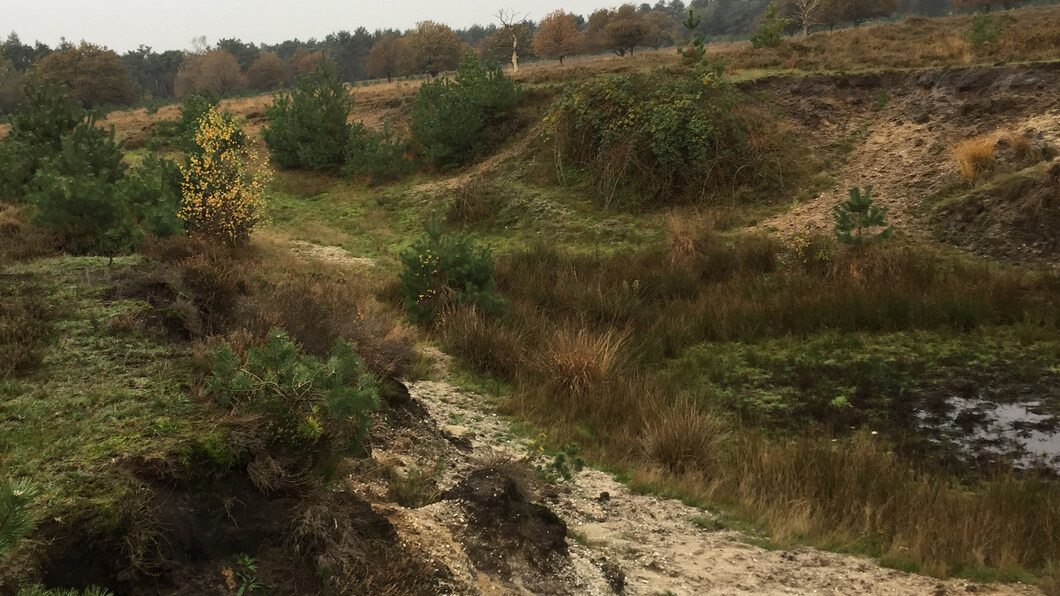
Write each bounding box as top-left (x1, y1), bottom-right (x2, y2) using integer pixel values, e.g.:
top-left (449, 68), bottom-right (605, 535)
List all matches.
top-left (0, 257), bottom-right (211, 579)
top-left (6, 5), bottom-right (1060, 589)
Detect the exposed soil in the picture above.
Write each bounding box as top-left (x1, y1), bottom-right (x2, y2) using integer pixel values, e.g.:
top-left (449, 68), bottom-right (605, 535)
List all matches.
top-left (749, 65), bottom-right (1060, 246)
top-left (936, 161), bottom-right (1060, 265)
top-left (353, 373), bottom-right (1047, 595)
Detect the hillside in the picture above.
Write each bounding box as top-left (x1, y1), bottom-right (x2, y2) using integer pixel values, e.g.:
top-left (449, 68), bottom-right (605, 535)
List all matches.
top-left (3, 7), bottom-right (1060, 595)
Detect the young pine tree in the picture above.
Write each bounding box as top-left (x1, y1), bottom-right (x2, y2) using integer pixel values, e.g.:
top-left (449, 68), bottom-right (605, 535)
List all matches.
top-left (832, 185), bottom-right (893, 245)
top-left (677, 9), bottom-right (707, 63)
top-left (751, 2), bottom-right (788, 49)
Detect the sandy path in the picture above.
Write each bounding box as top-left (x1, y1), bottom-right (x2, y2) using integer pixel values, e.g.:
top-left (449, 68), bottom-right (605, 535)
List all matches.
top-left (373, 378), bottom-right (1044, 596)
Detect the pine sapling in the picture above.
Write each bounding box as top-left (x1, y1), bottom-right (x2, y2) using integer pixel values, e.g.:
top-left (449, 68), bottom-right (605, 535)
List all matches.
top-left (678, 9), bottom-right (707, 64)
top-left (832, 185), bottom-right (893, 245)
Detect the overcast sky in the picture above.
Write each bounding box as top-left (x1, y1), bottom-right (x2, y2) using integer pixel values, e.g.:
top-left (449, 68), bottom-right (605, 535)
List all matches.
top-left (6, 0), bottom-right (611, 53)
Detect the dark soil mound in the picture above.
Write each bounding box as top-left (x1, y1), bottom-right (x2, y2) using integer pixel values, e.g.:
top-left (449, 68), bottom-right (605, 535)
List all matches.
top-left (443, 467), bottom-right (569, 590)
top-left (937, 162), bottom-right (1060, 264)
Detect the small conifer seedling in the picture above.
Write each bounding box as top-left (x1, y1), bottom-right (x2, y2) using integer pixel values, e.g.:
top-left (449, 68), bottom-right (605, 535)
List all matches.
top-left (832, 185), bottom-right (893, 245)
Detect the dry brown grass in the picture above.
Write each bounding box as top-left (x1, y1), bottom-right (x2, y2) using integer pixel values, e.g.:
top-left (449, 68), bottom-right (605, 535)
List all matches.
top-left (717, 6), bottom-right (1060, 72)
top-left (0, 202), bottom-right (58, 264)
top-left (640, 395), bottom-right (729, 475)
top-left (952, 133), bottom-right (999, 180)
top-left (435, 305), bottom-right (526, 381)
top-left (134, 235), bottom-right (416, 376)
top-left (536, 326), bottom-right (630, 401)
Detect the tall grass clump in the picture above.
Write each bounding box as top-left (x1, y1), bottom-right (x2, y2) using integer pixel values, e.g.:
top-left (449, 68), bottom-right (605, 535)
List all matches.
top-left (952, 133), bottom-right (997, 180)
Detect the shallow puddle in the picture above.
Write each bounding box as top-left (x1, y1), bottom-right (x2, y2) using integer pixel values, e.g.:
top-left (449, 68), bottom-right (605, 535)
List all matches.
top-left (922, 397), bottom-right (1060, 470)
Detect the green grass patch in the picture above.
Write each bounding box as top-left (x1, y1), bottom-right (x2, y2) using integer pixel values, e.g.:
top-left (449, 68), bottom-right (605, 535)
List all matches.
top-left (0, 256), bottom-right (211, 542)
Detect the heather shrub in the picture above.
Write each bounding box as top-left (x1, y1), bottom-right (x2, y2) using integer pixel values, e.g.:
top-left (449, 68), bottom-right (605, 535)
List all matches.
top-left (399, 219), bottom-right (505, 324)
top-left (263, 62), bottom-right (354, 172)
top-left (409, 52), bottom-right (522, 169)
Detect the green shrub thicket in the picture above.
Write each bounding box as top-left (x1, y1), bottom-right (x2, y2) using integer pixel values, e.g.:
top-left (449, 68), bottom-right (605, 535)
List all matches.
top-left (344, 122), bottom-right (414, 183)
top-left (263, 62), bottom-right (354, 172)
top-left (0, 81), bottom-right (183, 255)
top-left (548, 60), bottom-right (751, 207)
top-left (399, 219), bottom-right (505, 324)
top-left (410, 52), bottom-right (523, 170)
top-left (207, 328), bottom-right (380, 455)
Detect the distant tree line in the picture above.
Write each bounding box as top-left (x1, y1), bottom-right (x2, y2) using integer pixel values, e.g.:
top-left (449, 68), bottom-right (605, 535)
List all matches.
top-left (0, 0), bottom-right (1040, 115)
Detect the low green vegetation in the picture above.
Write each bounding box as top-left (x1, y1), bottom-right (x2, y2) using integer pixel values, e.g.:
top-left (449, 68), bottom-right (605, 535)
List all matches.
top-left (398, 219), bottom-right (505, 324)
top-left (263, 62), bottom-right (354, 172)
top-left (409, 52), bottom-right (523, 170)
top-left (4, 22), bottom-right (1060, 593)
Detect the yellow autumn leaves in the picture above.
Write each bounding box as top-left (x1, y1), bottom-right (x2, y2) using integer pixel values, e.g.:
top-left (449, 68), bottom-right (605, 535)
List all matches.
top-left (179, 107), bottom-right (271, 244)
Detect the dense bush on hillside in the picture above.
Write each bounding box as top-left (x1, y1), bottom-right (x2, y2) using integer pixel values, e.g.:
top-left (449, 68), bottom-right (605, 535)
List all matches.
top-left (263, 62), bottom-right (355, 172)
top-left (399, 219), bottom-right (505, 324)
top-left (409, 52), bottom-right (523, 170)
top-left (0, 81), bottom-right (182, 254)
top-left (548, 60), bottom-right (753, 207)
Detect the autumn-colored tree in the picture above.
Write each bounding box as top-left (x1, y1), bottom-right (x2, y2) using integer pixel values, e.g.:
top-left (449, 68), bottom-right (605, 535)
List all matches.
top-left (533, 10), bottom-right (585, 64)
top-left (643, 10), bottom-right (680, 48)
top-left (406, 21), bottom-right (466, 76)
top-left (247, 52), bottom-right (285, 90)
top-left (174, 49), bottom-right (246, 98)
top-left (606, 5), bottom-right (655, 55)
top-left (286, 47), bottom-right (325, 83)
top-left (365, 34), bottom-right (413, 82)
top-left (35, 42), bottom-right (138, 108)
top-left (586, 9), bottom-right (613, 53)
